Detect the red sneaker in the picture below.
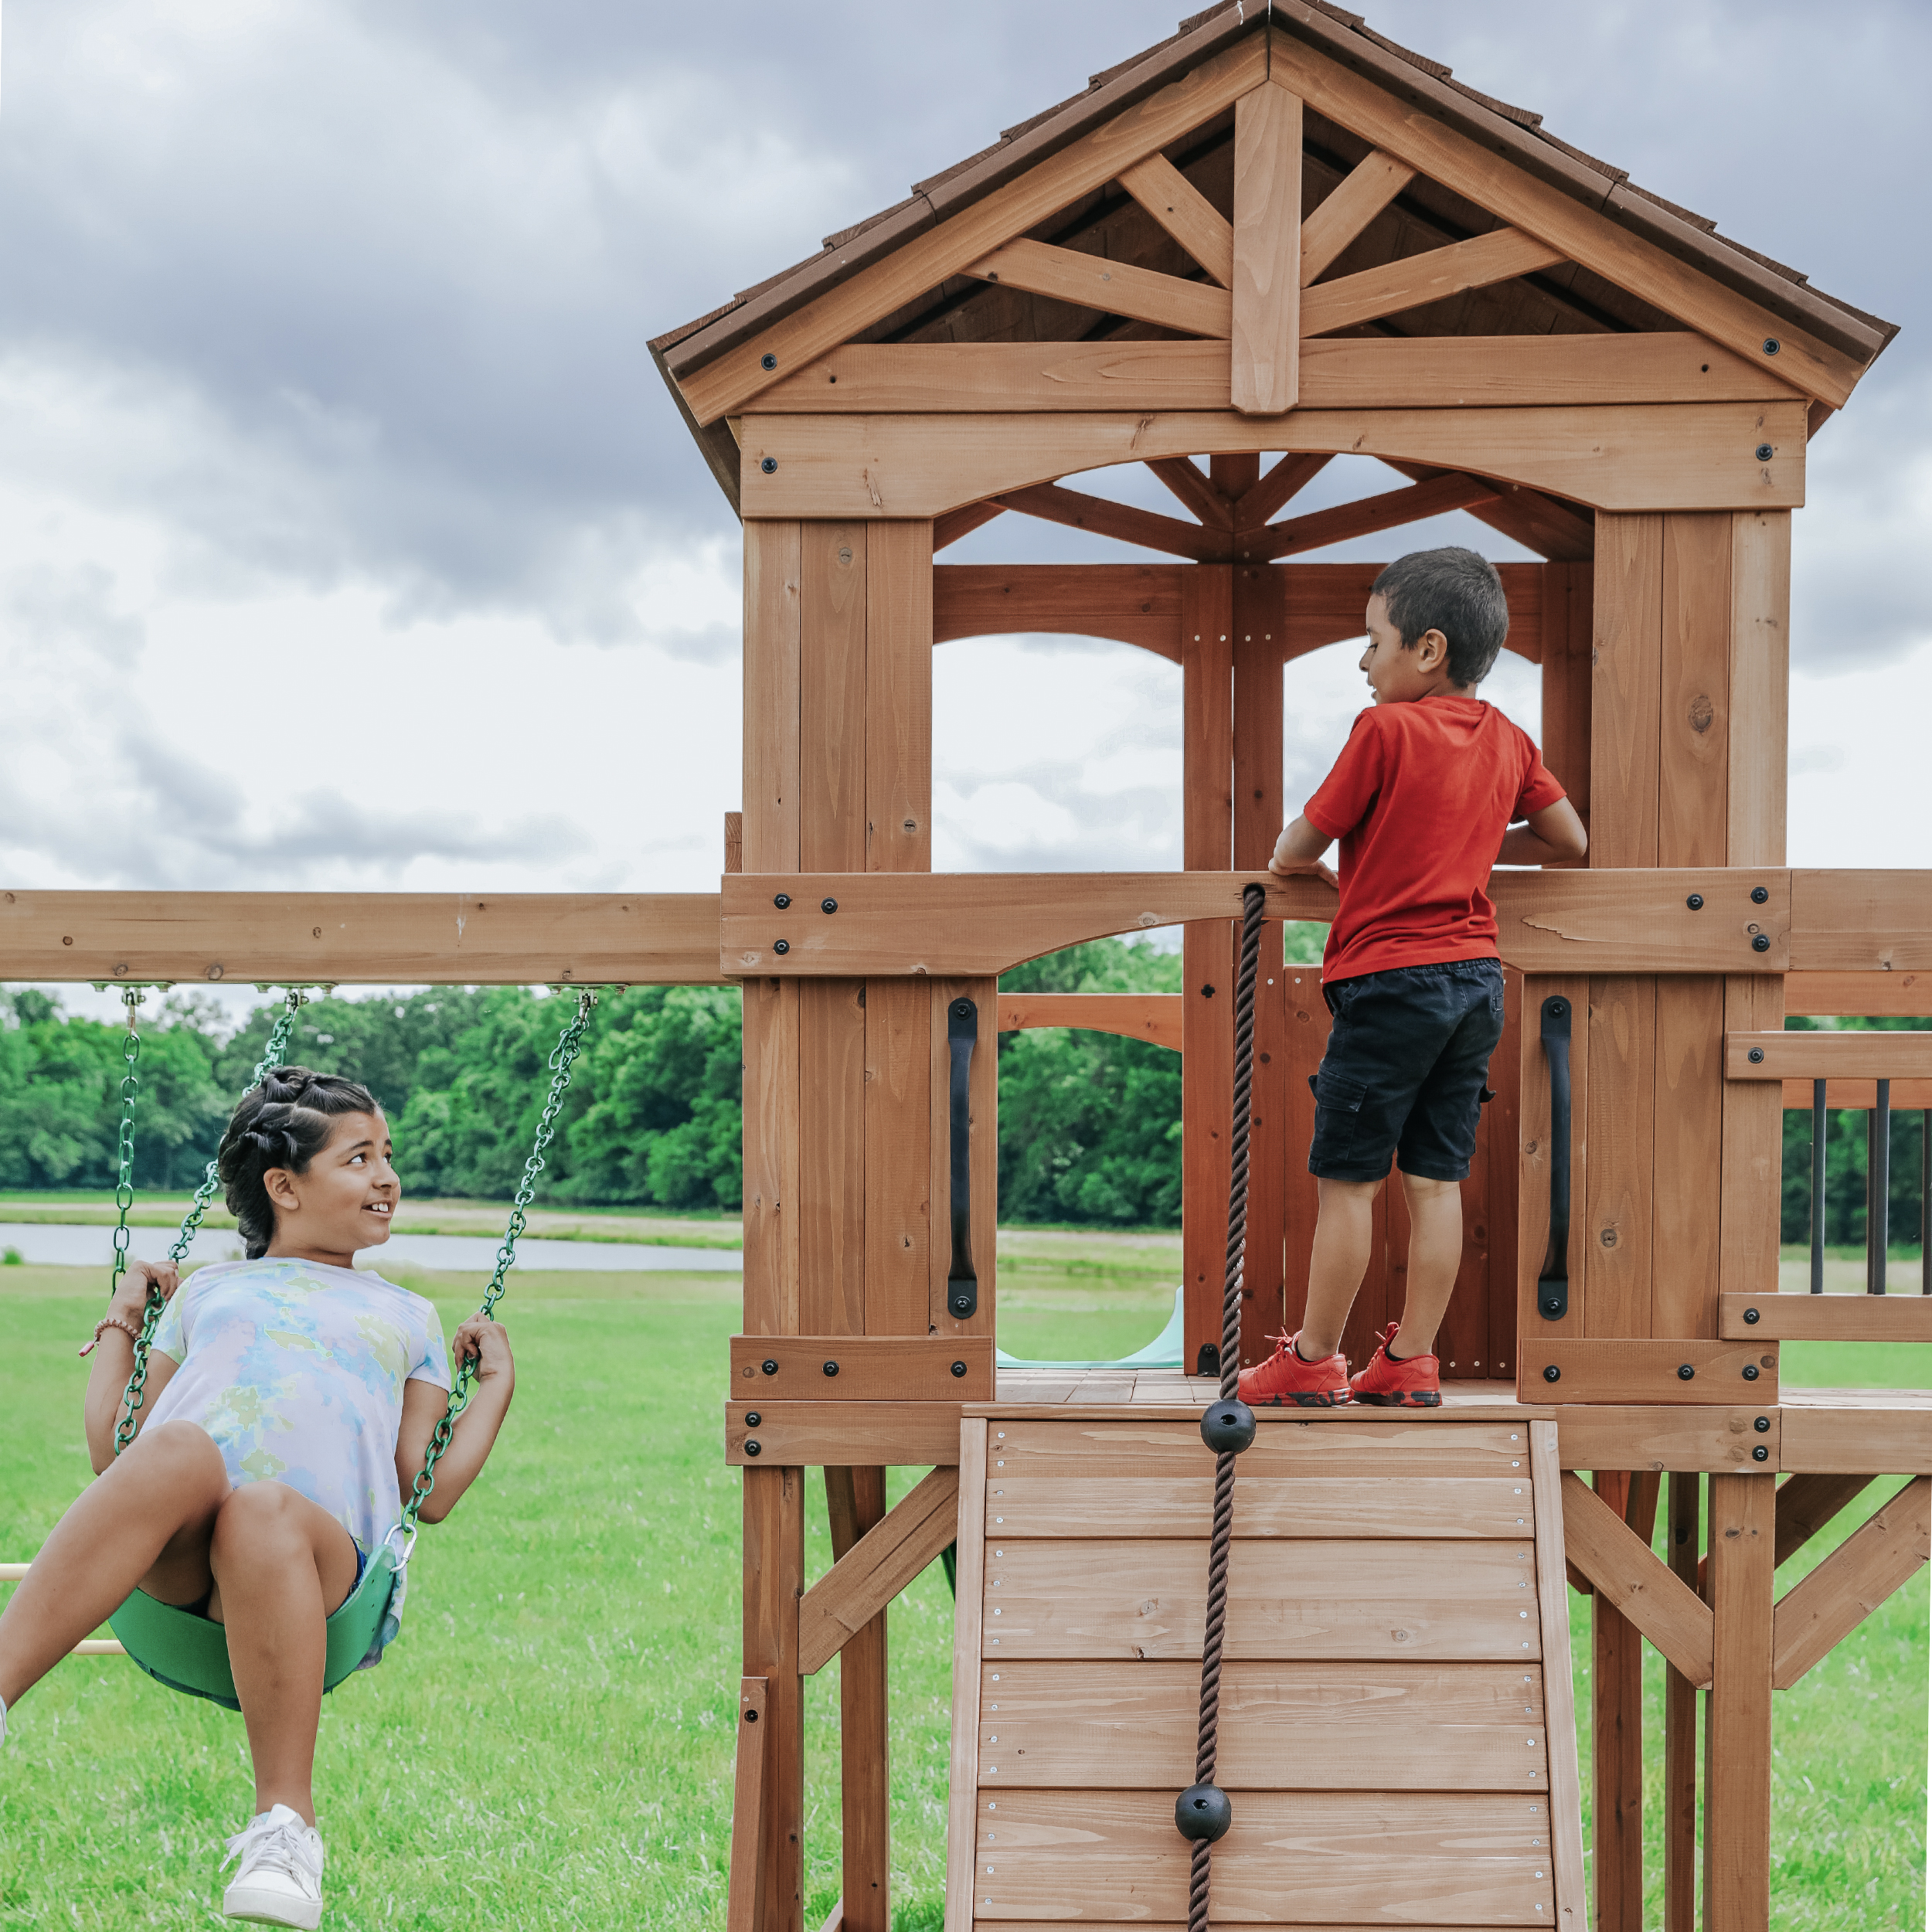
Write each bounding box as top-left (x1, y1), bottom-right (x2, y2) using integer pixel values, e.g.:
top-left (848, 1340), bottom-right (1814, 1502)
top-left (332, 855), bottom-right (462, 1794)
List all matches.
top-left (1237, 1331), bottom-right (1351, 1408)
top-left (1349, 1325), bottom-right (1442, 1407)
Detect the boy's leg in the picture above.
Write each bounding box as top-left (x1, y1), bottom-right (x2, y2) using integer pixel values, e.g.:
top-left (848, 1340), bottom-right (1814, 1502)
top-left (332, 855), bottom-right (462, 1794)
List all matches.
top-left (209, 1481), bottom-right (360, 1828)
top-left (1294, 1175), bottom-right (1382, 1361)
top-left (0, 1419), bottom-right (230, 1710)
top-left (1390, 1171), bottom-right (1463, 1360)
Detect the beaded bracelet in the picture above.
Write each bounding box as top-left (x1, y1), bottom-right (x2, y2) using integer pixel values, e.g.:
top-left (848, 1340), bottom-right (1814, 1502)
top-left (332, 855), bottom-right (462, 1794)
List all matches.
top-left (79, 1314), bottom-right (143, 1359)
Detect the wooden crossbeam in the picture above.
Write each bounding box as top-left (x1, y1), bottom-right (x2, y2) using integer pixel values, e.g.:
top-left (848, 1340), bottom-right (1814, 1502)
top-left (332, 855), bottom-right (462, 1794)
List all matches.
top-left (932, 502), bottom-right (1005, 553)
top-left (1727, 1029), bottom-right (1932, 1080)
top-left (1786, 968), bottom-right (1932, 1019)
top-left (1299, 148), bottom-right (1417, 284)
top-left (1145, 457), bottom-right (1232, 528)
top-left (1779, 1078), bottom-right (1932, 1110)
top-left (934, 563), bottom-right (1185, 656)
top-left (1301, 226), bottom-right (1566, 336)
top-left (1775, 1474), bottom-right (1876, 1569)
top-left (1719, 1294), bottom-right (1932, 1345)
top-left (1234, 451), bottom-right (1333, 528)
top-left (1116, 151), bottom-right (1234, 287)
top-left (797, 1467), bottom-right (961, 1676)
top-left (964, 238), bottom-right (1231, 338)
top-left (1266, 29), bottom-right (1864, 406)
top-left (1560, 1471), bottom-right (1714, 1688)
top-left (1771, 1477), bottom-right (1931, 1690)
top-left (996, 991), bottom-right (1183, 1049)
top-left (991, 481), bottom-right (1226, 561)
top-left (1247, 471), bottom-right (1500, 562)
top-left (1230, 82), bottom-right (1301, 414)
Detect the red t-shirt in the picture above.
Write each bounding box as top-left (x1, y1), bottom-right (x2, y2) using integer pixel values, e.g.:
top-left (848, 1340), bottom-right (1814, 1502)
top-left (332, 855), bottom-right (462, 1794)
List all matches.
top-left (1303, 696), bottom-right (1565, 984)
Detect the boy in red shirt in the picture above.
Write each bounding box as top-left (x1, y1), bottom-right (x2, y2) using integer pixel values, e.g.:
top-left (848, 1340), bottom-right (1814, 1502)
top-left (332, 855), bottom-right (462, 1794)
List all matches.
top-left (1239, 547), bottom-right (1587, 1409)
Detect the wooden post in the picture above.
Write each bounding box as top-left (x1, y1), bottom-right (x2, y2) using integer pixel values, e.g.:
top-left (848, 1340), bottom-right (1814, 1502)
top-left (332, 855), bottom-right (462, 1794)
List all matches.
top-left (744, 1467), bottom-right (805, 1932)
top-left (825, 1467), bottom-right (890, 1932)
top-left (726, 1679), bottom-right (771, 1932)
top-left (1230, 83), bottom-right (1302, 416)
top-left (1703, 1471), bottom-right (1774, 1932)
top-left (1663, 1471), bottom-right (1702, 1932)
top-left (1592, 1471), bottom-right (1644, 1931)
top-left (1182, 561), bottom-right (1235, 1370)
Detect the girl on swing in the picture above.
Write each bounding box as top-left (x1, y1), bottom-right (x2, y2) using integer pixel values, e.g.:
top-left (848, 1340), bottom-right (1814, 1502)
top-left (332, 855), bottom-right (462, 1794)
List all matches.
top-left (0, 1069), bottom-right (515, 1929)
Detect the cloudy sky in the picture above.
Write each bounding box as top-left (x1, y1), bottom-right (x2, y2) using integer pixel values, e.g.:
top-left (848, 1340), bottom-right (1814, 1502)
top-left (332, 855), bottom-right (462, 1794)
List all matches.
top-left (1, 0), bottom-right (1925, 1015)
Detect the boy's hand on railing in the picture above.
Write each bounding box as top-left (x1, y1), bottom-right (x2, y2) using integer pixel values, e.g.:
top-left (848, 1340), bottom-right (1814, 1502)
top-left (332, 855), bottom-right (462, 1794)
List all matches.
top-left (1269, 814), bottom-right (1337, 889)
top-left (1268, 855), bottom-right (1338, 889)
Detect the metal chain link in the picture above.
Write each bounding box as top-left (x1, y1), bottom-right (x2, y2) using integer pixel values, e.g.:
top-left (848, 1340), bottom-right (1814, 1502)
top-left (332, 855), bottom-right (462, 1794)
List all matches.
top-left (403, 988), bottom-right (597, 1532)
top-left (113, 989), bottom-right (311, 1458)
top-left (107, 989), bottom-right (143, 1308)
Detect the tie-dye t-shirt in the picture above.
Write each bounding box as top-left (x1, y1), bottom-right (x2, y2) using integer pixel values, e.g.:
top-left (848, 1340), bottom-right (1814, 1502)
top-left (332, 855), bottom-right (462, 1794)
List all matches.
top-left (146, 1258), bottom-right (451, 1556)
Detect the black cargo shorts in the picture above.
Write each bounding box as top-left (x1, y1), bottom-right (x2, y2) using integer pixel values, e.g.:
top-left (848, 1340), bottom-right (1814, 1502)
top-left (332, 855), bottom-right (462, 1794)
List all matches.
top-left (1308, 958), bottom-right (1505, 1184)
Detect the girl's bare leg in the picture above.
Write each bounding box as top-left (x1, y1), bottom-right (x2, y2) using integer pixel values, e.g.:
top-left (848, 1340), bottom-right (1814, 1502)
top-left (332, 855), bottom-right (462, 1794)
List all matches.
top-left (209, 1481), bottom-right (359, 1826)
top-left (0, 1420), bottom-right (230, 1709)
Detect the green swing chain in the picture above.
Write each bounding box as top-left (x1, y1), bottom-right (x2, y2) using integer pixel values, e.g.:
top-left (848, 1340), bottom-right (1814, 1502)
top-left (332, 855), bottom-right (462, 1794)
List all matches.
top-left (112, 990), bottom-right (312, 1458)
top-left (401, 988), bottom-right (597, 1534)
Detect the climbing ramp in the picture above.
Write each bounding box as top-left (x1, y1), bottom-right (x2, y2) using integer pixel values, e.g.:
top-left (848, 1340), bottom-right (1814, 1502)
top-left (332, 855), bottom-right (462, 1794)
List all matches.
top-left (944, 1412), bottom-right (1584, 1928)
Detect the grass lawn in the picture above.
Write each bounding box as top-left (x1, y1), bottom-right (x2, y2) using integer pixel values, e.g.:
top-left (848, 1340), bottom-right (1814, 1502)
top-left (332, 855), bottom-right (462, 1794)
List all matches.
top-left (1, 1261), bottom-right (1924, 1927)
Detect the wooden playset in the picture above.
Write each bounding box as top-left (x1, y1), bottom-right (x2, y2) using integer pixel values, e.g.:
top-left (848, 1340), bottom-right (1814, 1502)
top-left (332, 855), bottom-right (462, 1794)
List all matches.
top-left (5, 5), bottom-right (1927, 1929)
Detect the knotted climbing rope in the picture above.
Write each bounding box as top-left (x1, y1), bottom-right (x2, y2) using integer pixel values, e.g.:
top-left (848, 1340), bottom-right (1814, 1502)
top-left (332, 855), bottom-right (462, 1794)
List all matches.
top-left (1175, 879), bottom-right (1267, 1930)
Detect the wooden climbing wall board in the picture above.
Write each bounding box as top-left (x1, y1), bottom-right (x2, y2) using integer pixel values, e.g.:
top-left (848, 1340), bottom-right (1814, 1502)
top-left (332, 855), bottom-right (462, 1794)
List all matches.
top-left (945, 1413), bottom-right (1583, 1928)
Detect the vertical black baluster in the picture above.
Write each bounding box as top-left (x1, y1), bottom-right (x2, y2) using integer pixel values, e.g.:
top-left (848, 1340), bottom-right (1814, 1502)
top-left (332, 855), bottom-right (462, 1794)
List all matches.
top-left (1921, 1108), bottom-right (1930, 1298)
top-left (1869, 1078), bottom-right (1891, 1294)
top-left (1811, 1079), bottom-right (1826, 1295)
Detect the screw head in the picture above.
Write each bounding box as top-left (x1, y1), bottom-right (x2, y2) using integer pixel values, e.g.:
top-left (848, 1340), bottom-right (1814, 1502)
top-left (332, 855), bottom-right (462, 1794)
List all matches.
top-left (1763, 337), bottom-right (1781, 355)
top-left (823, 1359), bottom-right (839, 1377)
top-left (760, 352), bottom-right (777, 372)
top-left (1743, 1364), bottom-right (1760, 1381)
top-left (1678, 1363), bottom-right (1696, 1381)
top-left (1543, 1364), bottom-right (1561, 1384)
top-left (821, 897), bottom-right (838, 914)
top-left (744, 1411), bottom-right (761, 1427)
top-left (762, 1359), bottom-right (779, 1376)
top-left (774, 893), bottom-right (791, 909)
top-left (1744, 1306), bottom-right (1760, 1324)
top-left (745, 1439), bottom-right (762, 1457)
top-left (760, 456), bottom-right (777, 474)
top-left (1749, 1047), bottom-right (1765, 1063)
top-left (1547, 998), bottom-right (1567, 1017)
top-left (1750, 886), bottom-right (1770, 904)
top-left (951, 1360), bottom-right (968, 1379)
top-left (951, 1293), bottom-right (973, 1315)
top-left (1753, 1443), bottom-right (1770, 1461)
top-left (1686, 893), bottom-right (1705, 910)
top-left (954, 1000), bottom-right (971, 1019)
top-left (1755, 443), bottom-right (1774, 462)
top-left (1752, 934), bottom-right (1771, 953)
top-left (773, 938), bottom-right (790, 954)
top-left (1754, 1415), bottom-right (1770, 1432)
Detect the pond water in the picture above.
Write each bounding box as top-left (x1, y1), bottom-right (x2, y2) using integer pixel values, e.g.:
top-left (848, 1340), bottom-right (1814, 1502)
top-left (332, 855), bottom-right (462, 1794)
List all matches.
top-left (0, 1222), bottom-right (742, 1274)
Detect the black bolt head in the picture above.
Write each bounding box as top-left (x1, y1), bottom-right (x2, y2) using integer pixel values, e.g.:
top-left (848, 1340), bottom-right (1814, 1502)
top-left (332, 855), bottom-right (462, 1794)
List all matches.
top-left (1678, 1363), bottom-right (1696, 1381)
top-left (1686, 893), bottom-right (1705, 910)
top-left (1200, 1399), bottom-right (1257, 1455)
top-left (1743, 1307), bottom-right (1760, 1325)
top-left (951, 1360), bottom-right (968, 1379)
top-left (1543, 1364), bottom-right (1561, 1383)
top-left (1755, 1415), bottom-right (1771, 1432)
top-left (1753, 1444), bottom-right (1770, 1461)
top-left (744, 1439), bottom-right (762, 1457)
top-left (954, 1001), bottom-right (971, 1019)
top-left (1763, 337), bottom-right (1781, 355)
top-left (1175, 1783), bottom-right (1232, 1842)
top-left (774, 893), bottom-right (791, 909)
top-left (760, 352), bottom-right (777, 372)
top-left (774, 938), bottom-right (791, 954)
top-left (1755, 443), bottom-right (1774, 462)
top-left (1750, 886), bottom-right (1770, 904)
top-left (761, 1359), bottom-right (779, 1376)
top-left (822, 1360), bottom-right (839, 1377)
top-left (1752, 934), bottom-right (1771, 952)
top-left (1743, 1364), bottom-right (1760, 1381)
top-left (1547, 998), bottom-right (1567, 1017)
top-left (821, 897), bottom-right (838, 914)
top-left (760, 456), bottom-right (777, 474)
top-left (744, 1707), bottom-right (760, 1723)
top-left (1749, 1048), bottom-right (1765, 1063)
top-left (745, 1411), bottom-right (761, 1427)
top-left (951, 1294), bottom-right (972, 1315)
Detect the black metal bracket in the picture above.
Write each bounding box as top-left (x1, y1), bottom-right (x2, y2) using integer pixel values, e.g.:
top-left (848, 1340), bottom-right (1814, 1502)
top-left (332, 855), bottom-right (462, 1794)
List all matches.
top-left (947, 998), bottom-right (978, 1318)
top-left (1538, 995), bottom-right (1573, 1321)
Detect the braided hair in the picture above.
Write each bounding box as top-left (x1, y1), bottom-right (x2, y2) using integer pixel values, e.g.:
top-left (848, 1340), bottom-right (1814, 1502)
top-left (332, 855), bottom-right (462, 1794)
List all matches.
top-left (217, 1066), bottom-right (383, 1259)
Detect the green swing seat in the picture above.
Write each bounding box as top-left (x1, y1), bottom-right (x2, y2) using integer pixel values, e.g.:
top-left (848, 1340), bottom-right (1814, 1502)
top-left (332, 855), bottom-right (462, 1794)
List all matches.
top-left (107, 1540), bottom-right (404, 1714)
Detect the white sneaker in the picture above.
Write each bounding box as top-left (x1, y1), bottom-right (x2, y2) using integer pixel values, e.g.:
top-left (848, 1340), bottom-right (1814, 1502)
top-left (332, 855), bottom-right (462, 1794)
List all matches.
top-left (222, 1804), bottom-right (325, 1928)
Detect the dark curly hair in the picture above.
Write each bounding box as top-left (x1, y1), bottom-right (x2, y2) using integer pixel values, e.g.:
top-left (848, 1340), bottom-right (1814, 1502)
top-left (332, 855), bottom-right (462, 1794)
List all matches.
top-left (217, 1066), bottom-right (383, 1259)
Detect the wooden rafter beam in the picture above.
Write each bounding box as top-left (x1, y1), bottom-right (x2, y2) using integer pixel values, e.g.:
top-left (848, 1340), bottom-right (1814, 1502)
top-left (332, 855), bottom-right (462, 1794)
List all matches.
top-left (933, 501), bottom-right (1005, 553)
top-left (991, 481), bottom-right (1227, 561)
top-left (1267, 28), bottom-right (1866, 406)
top-left (1116, 151), bottom-right (1234, 287)
top-left (1234, 451), bottom-right (1333, 528)
top-left (1230, 82), bottom-right (1301, 414)
top-left (1378, 458), bottom-right (1594, 563)
top-left (797, 1467), bottom-right (961, 1676)
top-left (1301, 226), bottom-right (1566, 337)
top-left (1771, 1477), bottom-right (1931, 1690)
top-left (1299, 148), bottom-right (1417, 284)
top-left (1247, 471), bottom-right (1499, 562)
top-left (1560, 1472), bottom-right (1714, 1688)
top-left (1145, 457), bottom-right (1232, 527)
top-left (964, 237), bottom-right (1230, 339)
